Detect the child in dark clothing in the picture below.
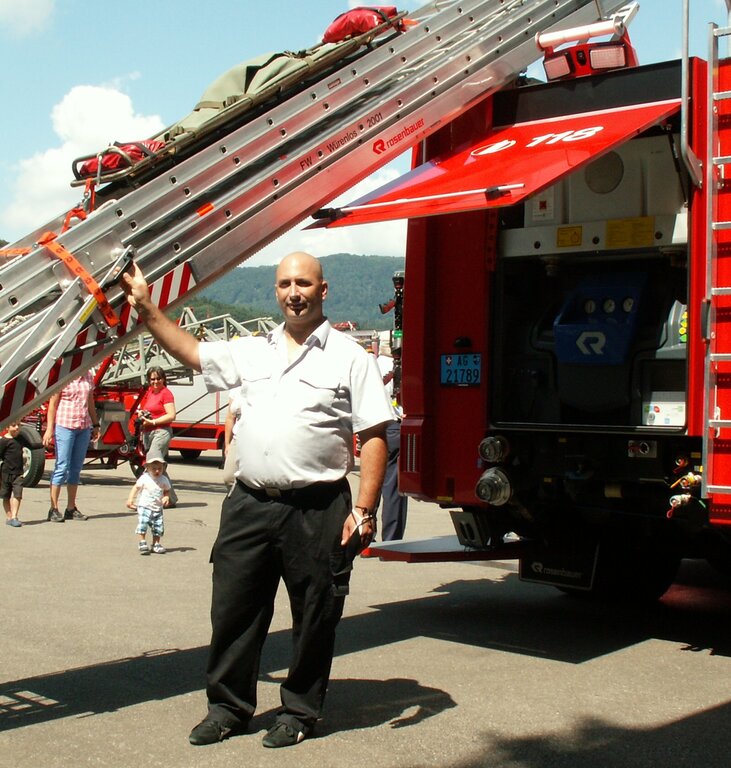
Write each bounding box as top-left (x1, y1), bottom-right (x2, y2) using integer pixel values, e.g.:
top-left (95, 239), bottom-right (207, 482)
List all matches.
top-left (0, 423), bottom-right (25, 528)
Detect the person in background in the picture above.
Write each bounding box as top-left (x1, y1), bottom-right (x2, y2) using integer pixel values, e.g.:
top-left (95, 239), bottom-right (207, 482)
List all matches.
top-left (43, 372), bottom-right (100, 522)
top-left (375, 349), bottom-right (408, 541)
top-left (139, 366), bottom-right (178, 506)
top-left (0, 422), bottom-right (26, 528)
top-left (221, 387), bottom-right (242, 488)
top-left (121, 251), bottom-right (391, 750)
top-left (126, 449), bottom-right (171, 555)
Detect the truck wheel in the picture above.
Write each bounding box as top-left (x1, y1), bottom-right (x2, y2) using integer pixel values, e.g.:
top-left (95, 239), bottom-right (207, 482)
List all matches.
top-left (704, 535), bottom-right (731, 577)
top-left (571, 535), bottom-right (680, 602)
top-left (19, 424), bottom-right (46, 487)
top-left (179, 449), bottom-right (202, 461)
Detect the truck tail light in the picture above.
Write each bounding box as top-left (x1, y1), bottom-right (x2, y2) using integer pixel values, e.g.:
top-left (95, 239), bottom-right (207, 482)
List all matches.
top-left (543, 51), bottom-right (573, 80)
top-left (589, 43), bottom-right (631, 70)
top-left (101, 421), bottom-right (126, 445)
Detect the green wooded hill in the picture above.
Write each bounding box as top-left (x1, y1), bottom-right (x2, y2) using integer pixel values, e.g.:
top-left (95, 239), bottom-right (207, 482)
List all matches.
top-left (200, 253), bottom-right (405, 330)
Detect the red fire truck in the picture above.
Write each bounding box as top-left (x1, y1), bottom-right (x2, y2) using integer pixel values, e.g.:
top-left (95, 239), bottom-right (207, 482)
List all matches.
top-left (321, 2), bottom-right (731, 599)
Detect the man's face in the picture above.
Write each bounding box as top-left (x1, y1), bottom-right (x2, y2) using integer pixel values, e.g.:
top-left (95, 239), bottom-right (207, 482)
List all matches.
top-left (275, 254), bottom-right (328, 329)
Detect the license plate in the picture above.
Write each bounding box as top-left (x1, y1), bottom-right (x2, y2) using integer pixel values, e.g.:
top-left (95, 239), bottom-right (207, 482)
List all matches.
top-left (440, 353), bottom-right (481, 386)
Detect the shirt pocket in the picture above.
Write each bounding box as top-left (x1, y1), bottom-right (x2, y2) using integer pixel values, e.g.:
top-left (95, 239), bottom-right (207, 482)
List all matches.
top-left (298, 370), bottom-right (342, 413)
top-left (239, 371), bottom-right (273, 409)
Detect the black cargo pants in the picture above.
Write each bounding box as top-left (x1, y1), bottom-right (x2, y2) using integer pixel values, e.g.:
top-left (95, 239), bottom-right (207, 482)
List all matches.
top-left (205, 477), bottom-right (355, 732)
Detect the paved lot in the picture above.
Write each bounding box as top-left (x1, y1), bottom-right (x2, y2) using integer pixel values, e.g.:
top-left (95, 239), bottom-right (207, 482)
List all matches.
top-left (2, 455), bottom-right (731, 768)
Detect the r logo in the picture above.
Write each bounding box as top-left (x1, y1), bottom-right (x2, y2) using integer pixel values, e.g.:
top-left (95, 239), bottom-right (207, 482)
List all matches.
top-left (576, 331), bottom-right (606, 355)
top-left (373, 139), bottom-right (386, 155)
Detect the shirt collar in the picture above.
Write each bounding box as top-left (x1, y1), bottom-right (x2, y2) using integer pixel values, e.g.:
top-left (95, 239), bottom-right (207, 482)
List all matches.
top-left (268, 319), bottom-right (330, 349)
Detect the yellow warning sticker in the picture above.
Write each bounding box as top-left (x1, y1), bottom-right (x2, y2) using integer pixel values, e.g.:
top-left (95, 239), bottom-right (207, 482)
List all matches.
top-left (606, 216), bottom-right (655, 248)
top-left (556, 226), bottom-right (582, 248)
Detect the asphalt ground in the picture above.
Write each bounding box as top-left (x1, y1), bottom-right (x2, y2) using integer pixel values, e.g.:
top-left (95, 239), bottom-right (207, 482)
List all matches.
top-left (2, 455), bottom-right (731, 768)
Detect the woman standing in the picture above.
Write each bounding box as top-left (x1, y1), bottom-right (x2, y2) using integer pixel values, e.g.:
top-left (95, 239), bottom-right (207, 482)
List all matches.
top-left (43, 371), bottom-right (100, 522)
top-left (139, 366), bottom-right (178, 506)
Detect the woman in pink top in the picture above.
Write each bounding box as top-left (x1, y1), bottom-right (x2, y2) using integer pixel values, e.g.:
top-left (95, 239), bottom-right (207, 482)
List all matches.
top-left (43, 372), bottom-right (100, 522)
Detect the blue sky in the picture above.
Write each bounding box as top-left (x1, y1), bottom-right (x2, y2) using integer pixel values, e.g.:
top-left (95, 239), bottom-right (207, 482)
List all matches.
top-left (0, 0), bottom-right (728, 263)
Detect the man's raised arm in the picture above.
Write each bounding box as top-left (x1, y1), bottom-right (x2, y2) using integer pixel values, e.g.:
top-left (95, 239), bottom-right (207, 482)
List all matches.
top-left (120, 264), bottom-right (202, 372)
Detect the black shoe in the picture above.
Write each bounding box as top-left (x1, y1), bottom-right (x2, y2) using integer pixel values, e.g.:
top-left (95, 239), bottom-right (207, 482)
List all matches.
top-left (188, 717), bottom-right (244, 746)
top-left (262, 721), bottom-right (308, 748)
top-left (47, 507), bottom-right (65, 523)
top-left (64, 507), bottom-right (88, 521)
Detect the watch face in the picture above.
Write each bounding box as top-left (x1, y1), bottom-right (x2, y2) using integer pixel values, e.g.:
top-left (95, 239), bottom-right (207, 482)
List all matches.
top-left (602, 298), bottom-right (616, 313)
top-left (622, 297), bottom-right (634, 313)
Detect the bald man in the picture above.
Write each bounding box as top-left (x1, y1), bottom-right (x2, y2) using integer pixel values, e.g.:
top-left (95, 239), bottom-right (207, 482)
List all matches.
top-left (122, 252), bottom-right (391, 749)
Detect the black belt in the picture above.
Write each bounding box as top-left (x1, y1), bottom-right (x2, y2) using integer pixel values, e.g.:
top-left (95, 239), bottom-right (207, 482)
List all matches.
top-left (238, 478), bottom-right (347, 505)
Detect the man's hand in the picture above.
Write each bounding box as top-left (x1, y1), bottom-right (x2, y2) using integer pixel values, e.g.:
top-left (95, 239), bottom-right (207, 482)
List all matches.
top-left (341, 508), bottom-right (375, 552)
top-left (117, 262), bottom-right (203, 372)
top-left (120, 263), bottom-right (152, 310)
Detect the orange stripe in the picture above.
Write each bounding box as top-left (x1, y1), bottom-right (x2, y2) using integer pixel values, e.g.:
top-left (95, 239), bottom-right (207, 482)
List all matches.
top-left (38, 231), bottom-right (119, 327)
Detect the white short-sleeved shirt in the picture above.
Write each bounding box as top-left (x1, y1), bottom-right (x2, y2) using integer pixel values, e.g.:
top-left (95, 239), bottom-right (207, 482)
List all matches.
top-left (135, 472), bottom-right (171, 512)
top-left (199, 321), bottom-right (392, 489)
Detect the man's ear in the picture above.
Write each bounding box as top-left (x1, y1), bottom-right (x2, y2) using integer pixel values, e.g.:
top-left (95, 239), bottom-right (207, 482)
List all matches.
top-left (321, 279), bottom-right (329, 300)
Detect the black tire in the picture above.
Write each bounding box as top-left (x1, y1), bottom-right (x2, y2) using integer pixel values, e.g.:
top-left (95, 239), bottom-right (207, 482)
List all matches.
top-left (704, 535), bottom-right (731, 577)
top-left (18, 424), bottom-right (45, 488)
top-left (129, 457), bottom-right (146, 478)
top-left (178, 449), bottom-right (202, 461)
top-left (560, 535), bottom-right (681, 603)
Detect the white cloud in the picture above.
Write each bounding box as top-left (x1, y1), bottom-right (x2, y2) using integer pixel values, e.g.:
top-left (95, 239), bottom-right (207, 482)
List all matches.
top-left (247, 163), bottom-right (408, 265)
top-left (0, 0), bottom-right (54, 36)
top-left (0, 85), bottom-right (164, 240)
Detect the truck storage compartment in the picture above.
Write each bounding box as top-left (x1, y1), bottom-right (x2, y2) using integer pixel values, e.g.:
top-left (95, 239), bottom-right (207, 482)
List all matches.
top-left (491, 254), bottom-right (687, 427)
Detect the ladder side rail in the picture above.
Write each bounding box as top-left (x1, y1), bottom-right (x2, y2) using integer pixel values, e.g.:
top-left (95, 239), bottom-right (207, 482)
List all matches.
top-left (702, 20), bottom-right (718, 498)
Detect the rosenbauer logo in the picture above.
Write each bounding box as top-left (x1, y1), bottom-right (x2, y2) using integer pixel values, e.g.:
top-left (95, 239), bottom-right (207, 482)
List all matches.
top-left (373, 117), bottom-right (425, 154)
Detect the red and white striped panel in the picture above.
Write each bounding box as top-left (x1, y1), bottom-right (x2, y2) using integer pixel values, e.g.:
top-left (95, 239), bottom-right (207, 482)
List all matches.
top-left (0, 263), bottom-right (196, 423)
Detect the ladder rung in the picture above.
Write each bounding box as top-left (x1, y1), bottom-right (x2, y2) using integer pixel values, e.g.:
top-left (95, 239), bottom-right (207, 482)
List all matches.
top-left (709, 419), bottom-right (731, 426)
top-left (714, 26), bottom-right (731, 38)
top-left (714, 90), bottom-right (731, 101)
top-left (709, 355), bottom-right (731, 363)
top-left (712, 221), bottom-right (731, 230)
top-left (706, 484), bottom-right (731, 494)
top-left (714, 155), bottom-right (731, 165)
top-left (710, 287), bottom-right (731, 295)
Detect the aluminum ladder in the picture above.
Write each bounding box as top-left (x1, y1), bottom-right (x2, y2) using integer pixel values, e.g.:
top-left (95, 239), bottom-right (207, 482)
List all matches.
top-left (0, 0), bottom-right (629, 428)
top-left (703, 0), bottom-right (731, 508)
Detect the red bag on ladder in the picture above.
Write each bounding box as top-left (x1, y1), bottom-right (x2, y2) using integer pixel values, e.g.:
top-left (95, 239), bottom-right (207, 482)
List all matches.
top-left (77, 140), bottom-right (165, 178)
top-left (322, 6), bottom-right (401, 44)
